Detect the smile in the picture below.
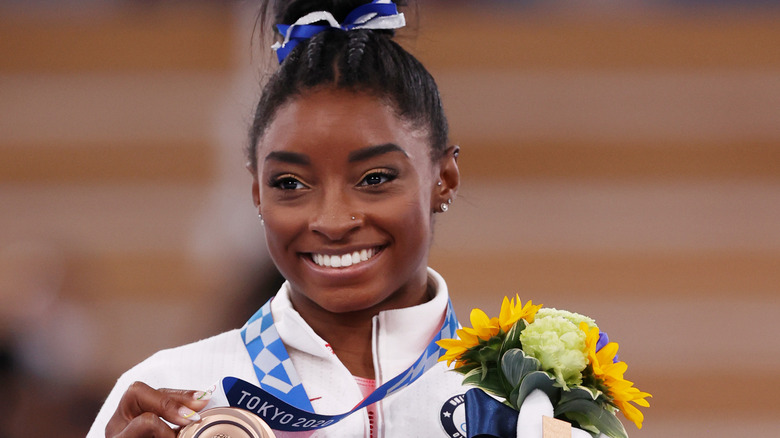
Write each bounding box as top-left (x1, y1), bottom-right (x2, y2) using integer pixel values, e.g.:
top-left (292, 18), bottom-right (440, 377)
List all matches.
top-left (310, 247), bottom-right (381, 268)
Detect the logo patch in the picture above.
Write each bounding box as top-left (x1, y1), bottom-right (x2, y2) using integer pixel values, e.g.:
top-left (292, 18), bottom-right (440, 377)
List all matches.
top-left (440, 394), bottom-right (467, 438)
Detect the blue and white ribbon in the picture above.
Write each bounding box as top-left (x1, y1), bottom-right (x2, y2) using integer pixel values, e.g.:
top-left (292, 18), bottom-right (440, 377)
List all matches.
top-left (233, 297), bottom-right (459, 431)
top-left (272, 0), bottom-right (406, 63)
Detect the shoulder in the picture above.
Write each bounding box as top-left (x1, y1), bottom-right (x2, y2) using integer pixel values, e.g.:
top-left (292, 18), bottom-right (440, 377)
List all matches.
top-left (124, 328), bottom-right (254, 389)
top-left (88, 329), bottom-right (256, 438)
top-left (148, 329), bottom-right (244, 362)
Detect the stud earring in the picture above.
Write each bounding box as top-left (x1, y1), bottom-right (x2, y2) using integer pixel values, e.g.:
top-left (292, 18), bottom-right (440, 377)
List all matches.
top-left (440, 203), bottom-right (449, 212)
top-left (437, 181), bottom-right (442, 186)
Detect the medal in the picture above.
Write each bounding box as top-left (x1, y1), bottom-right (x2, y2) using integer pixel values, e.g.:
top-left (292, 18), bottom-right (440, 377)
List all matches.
top-left (178, 407), bottom-right (276, 438)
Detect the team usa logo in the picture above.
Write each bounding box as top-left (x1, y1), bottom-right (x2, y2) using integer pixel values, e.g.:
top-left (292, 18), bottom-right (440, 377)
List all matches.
top-left (439, 394), bottom-right (467, 438)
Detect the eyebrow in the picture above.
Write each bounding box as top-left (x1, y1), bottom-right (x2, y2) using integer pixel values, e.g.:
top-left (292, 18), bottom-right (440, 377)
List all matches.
top-left (264, 151), bottom-right (311, 165)
top-left (348, 143), bottom-right (408, 163)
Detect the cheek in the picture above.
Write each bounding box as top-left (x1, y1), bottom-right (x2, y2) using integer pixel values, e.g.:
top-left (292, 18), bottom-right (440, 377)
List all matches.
top-left (385, 195), bottom-right (434, 247)
top-left (261, 208), bottom-right (304, 264)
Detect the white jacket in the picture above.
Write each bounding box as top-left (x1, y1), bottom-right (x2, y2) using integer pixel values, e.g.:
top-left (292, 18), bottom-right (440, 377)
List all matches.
top-left (88, 268), bottom-right (469, 438)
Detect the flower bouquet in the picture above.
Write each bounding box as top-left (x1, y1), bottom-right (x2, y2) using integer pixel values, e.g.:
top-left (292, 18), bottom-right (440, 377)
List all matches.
top-left (437, 296), bottom-right (651, 438)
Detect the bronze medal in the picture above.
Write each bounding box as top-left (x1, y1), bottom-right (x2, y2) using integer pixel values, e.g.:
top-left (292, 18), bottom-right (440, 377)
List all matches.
top-left (178, 407), bottom-right (276, 438)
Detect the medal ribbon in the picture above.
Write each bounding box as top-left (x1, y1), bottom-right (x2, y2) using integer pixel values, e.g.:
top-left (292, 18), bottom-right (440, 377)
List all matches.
top-left (232, 298), bottom-right (459, 431)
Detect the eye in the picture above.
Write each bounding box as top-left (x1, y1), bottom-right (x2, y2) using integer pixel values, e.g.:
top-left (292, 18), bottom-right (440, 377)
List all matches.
top-left (358, 169), bottom-right (397, 187)
top-left (271, 175), bottom-right (307, 190)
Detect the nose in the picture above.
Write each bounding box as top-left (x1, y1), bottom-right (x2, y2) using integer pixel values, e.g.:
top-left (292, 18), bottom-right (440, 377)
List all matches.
top-left (308, 189), bottom-right (361, 241)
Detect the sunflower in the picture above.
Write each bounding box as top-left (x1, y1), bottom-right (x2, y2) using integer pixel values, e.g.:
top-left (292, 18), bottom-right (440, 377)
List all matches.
top-left (437, 327), bottom-right (479, 367)
top-left (582, 323), bottom-right (652, 429)
top-left (437, 295), bottom-right (541, 367)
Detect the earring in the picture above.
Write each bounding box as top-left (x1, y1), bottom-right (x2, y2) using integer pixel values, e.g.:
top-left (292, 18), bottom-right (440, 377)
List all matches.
top-left (437, 181), bottom-right (442, 186)
top-left (258, 213), bottom-right (264, 226)
top-left (440, 202), bottom-right (449, 212)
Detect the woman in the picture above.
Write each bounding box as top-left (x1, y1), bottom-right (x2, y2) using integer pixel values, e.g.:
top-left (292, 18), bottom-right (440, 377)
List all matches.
top-left (90, 1), bottom-right (465, 436)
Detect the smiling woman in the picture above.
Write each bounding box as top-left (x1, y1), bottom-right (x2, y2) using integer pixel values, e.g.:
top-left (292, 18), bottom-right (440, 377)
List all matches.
top-left (88, 1), bottom-right (468, 437)
top-left (86, 1), bottom-right (612, 437)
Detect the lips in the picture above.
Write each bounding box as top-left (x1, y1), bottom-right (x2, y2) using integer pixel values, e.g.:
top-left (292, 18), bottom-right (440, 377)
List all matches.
top-left (310, 246), bottom-right (382, 268)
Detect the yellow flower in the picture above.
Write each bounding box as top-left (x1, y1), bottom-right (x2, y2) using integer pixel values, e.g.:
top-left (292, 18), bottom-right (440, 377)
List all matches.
top-left (582, 323), bottom-right (652, 429)
top-left (463, 307), bottom-right (501, 340)
top-left (437, 295), bottom-right (542, 367)
top-left (437, 328), bottom-right (479, 367)
top-left (499, 294), bottom-right (543, 329)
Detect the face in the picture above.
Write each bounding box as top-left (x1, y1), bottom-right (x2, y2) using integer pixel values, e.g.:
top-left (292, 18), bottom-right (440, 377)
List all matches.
top-left (252, 88), bottom-right (457, 318)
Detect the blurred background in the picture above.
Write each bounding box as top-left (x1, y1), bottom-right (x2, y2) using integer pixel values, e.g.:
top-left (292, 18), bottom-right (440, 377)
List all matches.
top-left (1, 0), bottom-right (779, 436)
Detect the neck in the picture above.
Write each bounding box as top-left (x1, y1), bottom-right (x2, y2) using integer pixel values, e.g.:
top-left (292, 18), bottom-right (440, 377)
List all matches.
top-left (288, 280), bottom-right (434, 380)
top-left (308, 311), bottom-right (376, 379)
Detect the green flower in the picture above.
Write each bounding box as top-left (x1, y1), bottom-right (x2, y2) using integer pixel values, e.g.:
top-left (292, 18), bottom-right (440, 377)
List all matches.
top-left (535, 308), bottom-right (597, 330)
top-left (519, 316), bottom-right (587, 388)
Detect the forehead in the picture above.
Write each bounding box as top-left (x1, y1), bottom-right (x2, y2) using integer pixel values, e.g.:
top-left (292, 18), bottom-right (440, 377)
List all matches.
top-left (259, 89), bottom-right (430, 162)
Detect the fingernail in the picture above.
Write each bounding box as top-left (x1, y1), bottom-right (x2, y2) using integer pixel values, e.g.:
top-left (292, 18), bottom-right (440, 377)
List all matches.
top-left (193, 387), bottom-right (214, 401)
top-left (179, 407), bottom-right (201, 422)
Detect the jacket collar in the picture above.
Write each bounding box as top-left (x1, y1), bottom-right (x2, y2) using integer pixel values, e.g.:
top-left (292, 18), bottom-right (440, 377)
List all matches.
top-left (270, 267), bottom-right (451, 381)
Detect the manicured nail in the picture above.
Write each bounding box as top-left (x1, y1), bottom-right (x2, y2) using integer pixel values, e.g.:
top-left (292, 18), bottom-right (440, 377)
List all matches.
top-left (179, 407), bottom-right (201, 422)
top-left (193, 387), bottom-right (214, 401)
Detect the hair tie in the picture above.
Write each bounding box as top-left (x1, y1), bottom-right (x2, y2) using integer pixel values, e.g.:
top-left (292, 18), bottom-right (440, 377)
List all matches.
top-left (272, 0), bottom-right (406, 64)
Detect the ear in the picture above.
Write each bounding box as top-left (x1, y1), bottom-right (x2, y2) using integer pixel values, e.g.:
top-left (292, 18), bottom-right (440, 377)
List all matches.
top-left (432, 145), bottom-right (460, 212)
top-left (247, 161), bottom-right (261, 209)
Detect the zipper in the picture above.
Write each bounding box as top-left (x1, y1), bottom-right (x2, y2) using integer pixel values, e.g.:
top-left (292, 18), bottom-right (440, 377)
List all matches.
top-left (371, 314), bottom-right (384, 438)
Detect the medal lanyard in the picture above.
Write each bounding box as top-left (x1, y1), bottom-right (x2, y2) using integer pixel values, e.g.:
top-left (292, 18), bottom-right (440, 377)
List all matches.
top-left (229, 298), bottom-right (459, 431)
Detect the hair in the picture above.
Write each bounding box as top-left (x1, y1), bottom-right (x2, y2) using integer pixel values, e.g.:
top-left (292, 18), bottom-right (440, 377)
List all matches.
top-left (247, 0), bottom-right (449, 172)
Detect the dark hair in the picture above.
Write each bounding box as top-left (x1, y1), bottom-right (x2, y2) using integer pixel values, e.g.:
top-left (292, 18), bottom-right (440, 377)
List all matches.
top-left (247, 0), bottom-right (449, 172)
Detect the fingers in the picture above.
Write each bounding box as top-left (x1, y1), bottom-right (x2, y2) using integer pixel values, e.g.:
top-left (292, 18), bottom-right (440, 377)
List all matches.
top-left (105, 381), bottom-right (213, 438)
top-left (109, 412), bottom-right (178, 438)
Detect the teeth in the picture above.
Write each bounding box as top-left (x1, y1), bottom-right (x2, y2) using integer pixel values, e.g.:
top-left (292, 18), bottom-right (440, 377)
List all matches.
top-left (311, 248), bottom-right (378, 269)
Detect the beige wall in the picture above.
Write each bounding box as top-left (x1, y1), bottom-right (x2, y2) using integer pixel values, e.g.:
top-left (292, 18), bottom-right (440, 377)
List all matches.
top-left (1, 2), bottom-right (778, 436)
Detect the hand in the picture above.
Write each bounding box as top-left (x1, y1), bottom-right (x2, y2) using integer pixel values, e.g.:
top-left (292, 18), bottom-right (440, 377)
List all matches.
top-left (105, 381), bottom-right (212, 438)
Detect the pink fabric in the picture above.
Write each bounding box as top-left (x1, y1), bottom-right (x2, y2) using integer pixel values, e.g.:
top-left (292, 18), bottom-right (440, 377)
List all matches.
top-left (354, 376), bottom-right (377, 438)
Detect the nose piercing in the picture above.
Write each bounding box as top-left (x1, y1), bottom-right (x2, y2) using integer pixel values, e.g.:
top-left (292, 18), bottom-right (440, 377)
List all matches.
top-left (351, 216), bottom-right (356, 220)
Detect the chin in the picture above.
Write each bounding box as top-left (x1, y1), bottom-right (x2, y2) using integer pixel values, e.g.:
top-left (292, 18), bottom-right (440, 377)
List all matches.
top-left (319, 289), bottom-right (388, 315)
top-left (297, 282), bottom-right (394, 316)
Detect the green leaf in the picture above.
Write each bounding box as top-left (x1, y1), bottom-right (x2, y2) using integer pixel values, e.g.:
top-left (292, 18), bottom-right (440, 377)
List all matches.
top-left (559, 385), bottom-right (601, 403)
top-left (555, 399), bottom-right (628, 438)
top-left (512, 370), bottom-right (560, 409)
top-left (463, 367), bottom-right (510, 400)
top-left (463, 339), bottom-right (503, 366)
top-left (500, 348), bottom-right (541, 388)
top-left (452, 362), bottom-right (479, 376)
top-left (501, 320), bottom-right (526, 355)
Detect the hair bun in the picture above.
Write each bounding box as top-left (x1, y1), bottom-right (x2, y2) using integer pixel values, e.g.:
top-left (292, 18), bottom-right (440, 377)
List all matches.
top-left (269, 0), bottom-right (407, 64)
top-left (276, 0), bottom-right (407, 28)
